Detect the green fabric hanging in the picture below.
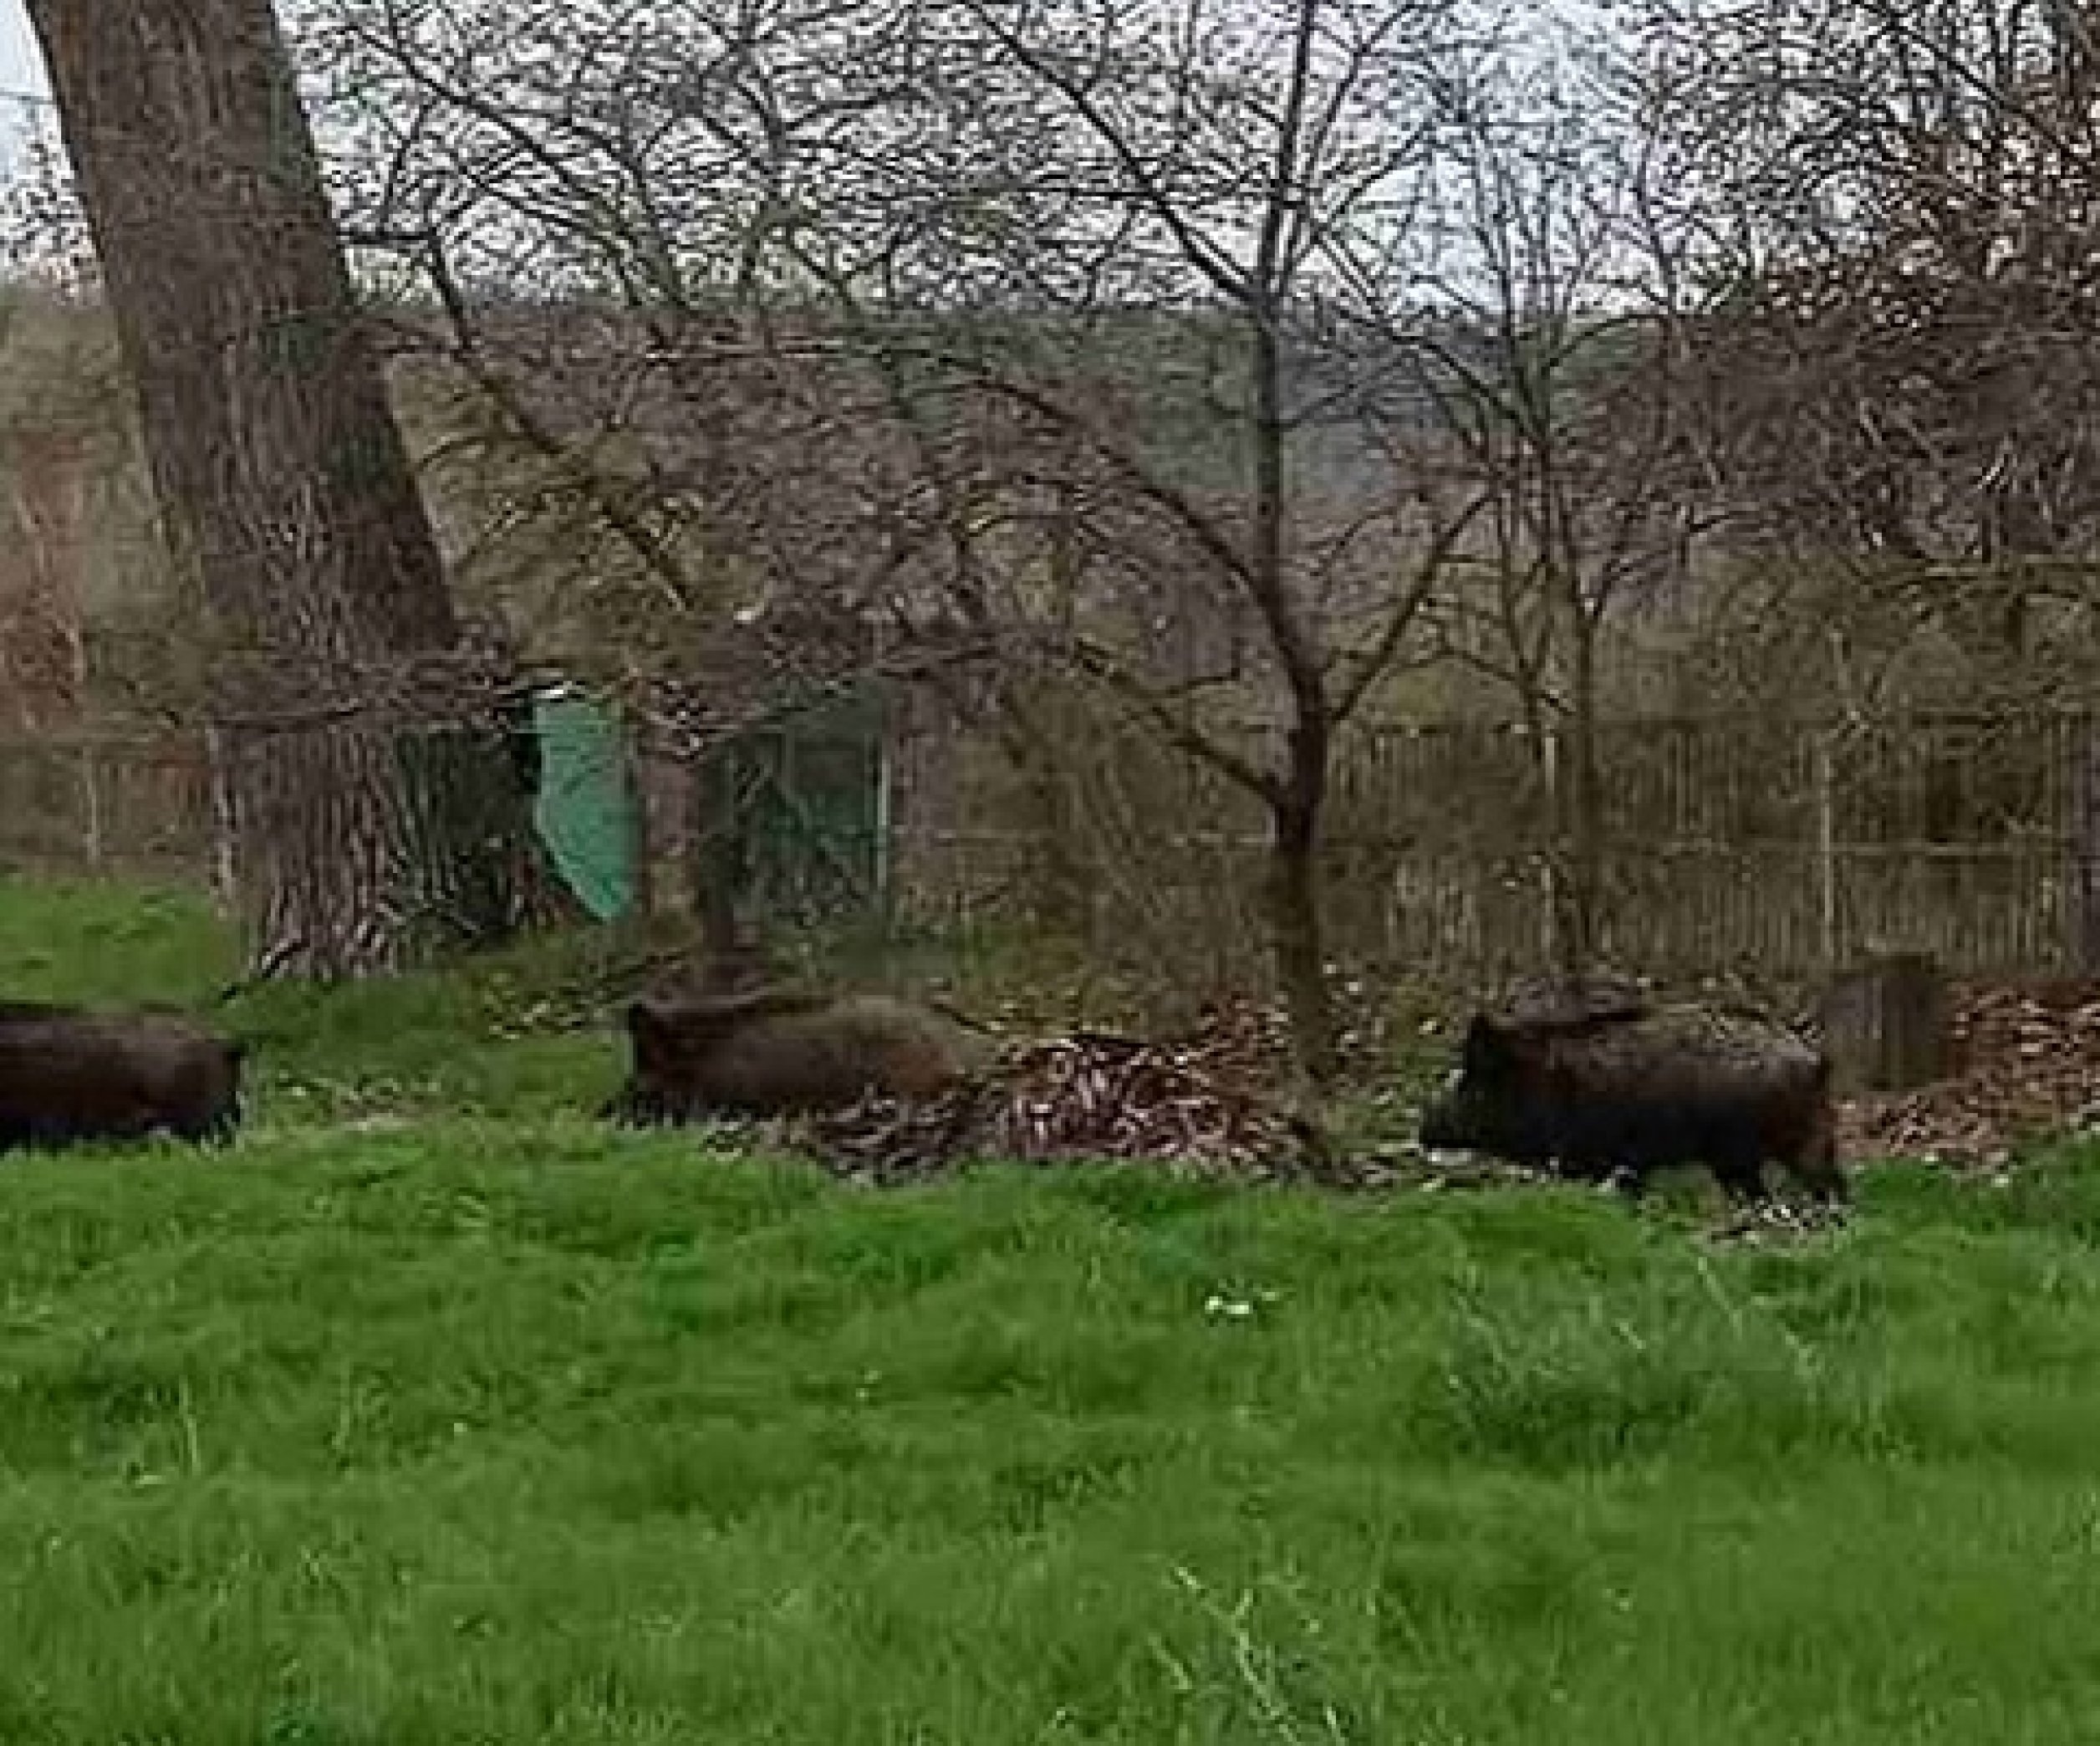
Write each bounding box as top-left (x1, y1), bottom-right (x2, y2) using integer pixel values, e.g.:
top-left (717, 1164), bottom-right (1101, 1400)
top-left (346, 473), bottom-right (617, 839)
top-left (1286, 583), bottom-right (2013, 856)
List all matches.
top-left (530, 689), bottom-right (635, 922)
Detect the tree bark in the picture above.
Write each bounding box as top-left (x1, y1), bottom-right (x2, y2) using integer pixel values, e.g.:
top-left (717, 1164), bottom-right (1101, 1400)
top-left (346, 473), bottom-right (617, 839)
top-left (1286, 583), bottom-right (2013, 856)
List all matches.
top-left (691, 748), bottom-right (751, 957)
top-left (1247, 299), bottom-right (1340, 1089)
top-left (26, 0), bottom-right (538, 976)
top-left (1267, 758), bottom-right (1338, 1089)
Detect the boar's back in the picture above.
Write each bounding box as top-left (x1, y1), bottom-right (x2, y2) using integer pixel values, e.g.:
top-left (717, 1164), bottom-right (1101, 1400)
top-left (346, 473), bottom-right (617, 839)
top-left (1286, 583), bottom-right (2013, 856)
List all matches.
top-left (0, 1008), bottom-right (244, 1149)
top-left (1530, 1004), bottom-right (1820, 1086)
top-left (1514, 1005), bottom-right (1829, 1160)
top-left (1496, 972), bottom-right (1651, 1032)
top-left (619, 992), bottom-right (976, 1118)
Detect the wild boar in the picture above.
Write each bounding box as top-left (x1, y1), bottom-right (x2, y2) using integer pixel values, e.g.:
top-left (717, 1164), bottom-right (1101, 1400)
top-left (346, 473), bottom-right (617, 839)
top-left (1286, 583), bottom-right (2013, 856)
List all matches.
top-left (0, 1003), bottom-right (246, 1153)
top-left (1419, 999), bottom-right (1843, 1204)
top-left (609, 987), bottom-right (980, 1122)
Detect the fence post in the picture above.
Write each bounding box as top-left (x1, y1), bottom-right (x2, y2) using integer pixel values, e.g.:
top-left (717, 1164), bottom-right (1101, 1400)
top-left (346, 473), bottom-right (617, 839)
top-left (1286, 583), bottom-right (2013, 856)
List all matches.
top-left (871, 711), bottom-right (895, 924)
top-left (78, 743), bottom-right (103, 871)
top-left (1815, 729), bottom-right (1838, 971)
top-left (2072, 710), bottom-right (2100, 973)
top-left (1537, 722), bottom-right (1561, 967)
top-left (205, 725), bottom-right (239, 910)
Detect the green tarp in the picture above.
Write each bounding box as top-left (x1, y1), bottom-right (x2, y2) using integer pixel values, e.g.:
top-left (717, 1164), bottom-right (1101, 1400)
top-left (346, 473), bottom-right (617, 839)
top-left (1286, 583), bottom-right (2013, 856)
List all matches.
top-left (530, 689), bottom-right (635, 922)
top-left (700, 692), bottom-right (889, 927)
top-left (522, 682), bottom-right (888, 928)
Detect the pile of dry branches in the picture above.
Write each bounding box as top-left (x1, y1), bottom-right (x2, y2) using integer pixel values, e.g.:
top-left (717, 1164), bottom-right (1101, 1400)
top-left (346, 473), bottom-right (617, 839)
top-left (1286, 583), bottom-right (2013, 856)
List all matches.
top-left (1840, 979), bottom-right (2100, 1167)
top-left (774, 999), bottom-right (1333, 1184)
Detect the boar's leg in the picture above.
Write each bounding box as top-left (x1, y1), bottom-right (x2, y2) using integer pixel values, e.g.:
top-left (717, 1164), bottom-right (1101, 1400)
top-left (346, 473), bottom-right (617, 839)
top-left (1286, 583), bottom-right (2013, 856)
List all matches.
top-left (604, 1084), bottom-right (675, 1126)
top-left (1787, 1124), bottom-right (1849, 1207)
top-left (173, 1107), bottom-right (241, 1146)
top-left (1707, 1150), bottom-right (1771, 1205)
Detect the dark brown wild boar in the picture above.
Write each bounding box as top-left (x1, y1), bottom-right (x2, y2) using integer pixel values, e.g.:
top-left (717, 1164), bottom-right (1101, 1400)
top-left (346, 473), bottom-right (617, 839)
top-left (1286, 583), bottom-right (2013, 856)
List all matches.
top-left (0, 1003), bottom-right (246, 1152)
top-left (609, 988), bottom-right (980, 1122)
top-left (1419, 998), bottom-right (1843, 1204)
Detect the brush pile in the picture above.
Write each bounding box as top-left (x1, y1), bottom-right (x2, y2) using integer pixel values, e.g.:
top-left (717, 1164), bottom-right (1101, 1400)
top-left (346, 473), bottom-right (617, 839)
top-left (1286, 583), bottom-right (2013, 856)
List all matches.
top-left (1839, 979), bottom-right (2100, 1167)
top-left (796, 1000), bottom-right (1335, 1185)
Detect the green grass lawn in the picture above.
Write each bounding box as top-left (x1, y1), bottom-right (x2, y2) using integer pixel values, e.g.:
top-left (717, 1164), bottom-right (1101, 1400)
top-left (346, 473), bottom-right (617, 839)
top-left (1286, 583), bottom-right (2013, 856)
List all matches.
top-left (3, 880), bottom-right (2100, 1742)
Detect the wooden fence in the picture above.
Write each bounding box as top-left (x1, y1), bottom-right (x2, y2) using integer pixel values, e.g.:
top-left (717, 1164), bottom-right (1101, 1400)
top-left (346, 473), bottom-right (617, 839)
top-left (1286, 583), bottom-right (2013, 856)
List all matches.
top-left (5, 709), bottom-right (2098, 983)
top-left (0, 729), bottom-right (217, 883)
top-left (879, 707), bottom-right (2100, 982)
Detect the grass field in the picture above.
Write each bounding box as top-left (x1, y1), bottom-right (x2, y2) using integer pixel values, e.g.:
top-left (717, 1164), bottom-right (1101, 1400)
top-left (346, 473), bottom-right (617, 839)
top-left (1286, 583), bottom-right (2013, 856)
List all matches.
top-left (3, 881), bottom-right (2100, 1742)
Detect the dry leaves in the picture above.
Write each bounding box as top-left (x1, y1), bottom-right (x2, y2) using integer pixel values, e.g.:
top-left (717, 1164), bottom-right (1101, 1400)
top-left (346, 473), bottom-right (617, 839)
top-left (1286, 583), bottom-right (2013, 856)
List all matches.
top-left (1838, 978), bottom-right (2100, 1167)
top-left (683, 976), bottom-right (2100, 1192)
top-left (800, 1000), bottom-right (1332, 1185)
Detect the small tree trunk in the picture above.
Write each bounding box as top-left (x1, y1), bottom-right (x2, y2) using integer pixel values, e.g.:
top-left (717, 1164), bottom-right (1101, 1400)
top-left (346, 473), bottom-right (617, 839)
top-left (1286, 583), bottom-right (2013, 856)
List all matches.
top-left (28, 0), bottom-right (539, 978)
top-left (1245, 295), bottom-right (1341, 1090)
top-left (1266, 817), bottom-right (1337, 1089)
top-left (1267, 715), bottom-right (1339, 1089)
top-left (691, 748), bottom-right (749, 957)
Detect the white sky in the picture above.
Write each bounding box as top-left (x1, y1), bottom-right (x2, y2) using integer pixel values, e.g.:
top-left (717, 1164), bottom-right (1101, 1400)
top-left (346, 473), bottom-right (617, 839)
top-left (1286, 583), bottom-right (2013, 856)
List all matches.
top-left (0, 2), bottom-right (44, 105)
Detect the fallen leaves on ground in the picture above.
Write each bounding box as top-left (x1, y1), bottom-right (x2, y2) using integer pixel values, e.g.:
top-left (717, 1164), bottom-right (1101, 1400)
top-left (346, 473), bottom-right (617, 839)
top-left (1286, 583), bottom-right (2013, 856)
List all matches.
top-left (642, 973), bottom-right (2100, 1210)
top-left (1839, 978), bottom-right (2100, 1167)
top-left (798, 1000), bottom-right (1336, 1185)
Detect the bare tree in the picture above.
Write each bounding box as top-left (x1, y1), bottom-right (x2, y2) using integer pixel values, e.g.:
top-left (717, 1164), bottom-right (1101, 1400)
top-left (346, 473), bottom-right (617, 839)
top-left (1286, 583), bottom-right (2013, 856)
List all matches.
top-left (1639, 0), bottom-right (2100, 688)
top-left (1619, 0), bottom-right (2100, 969)
top-left (1381, 38), bottom-right (1724, 969)
top-left (23, 0), bottom-right (547, 976)
top-left (293, 0), bottom-right (1486, 1083)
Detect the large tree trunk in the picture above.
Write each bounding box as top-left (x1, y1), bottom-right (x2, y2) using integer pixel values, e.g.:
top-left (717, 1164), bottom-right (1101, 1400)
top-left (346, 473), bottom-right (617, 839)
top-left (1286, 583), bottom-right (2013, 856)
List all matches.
top-left (26, 0), bottom-right (538, 976)
top-left (216, 722), bottom-right (541, 975)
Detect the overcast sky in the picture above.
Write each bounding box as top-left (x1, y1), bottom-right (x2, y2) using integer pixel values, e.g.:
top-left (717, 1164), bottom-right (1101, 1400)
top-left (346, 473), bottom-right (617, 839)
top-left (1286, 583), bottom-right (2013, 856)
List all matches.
top-left (0, 2), bottom-right (44, 105)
